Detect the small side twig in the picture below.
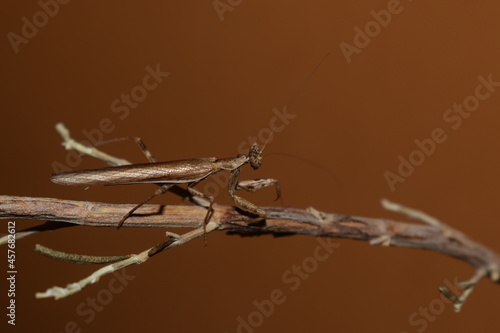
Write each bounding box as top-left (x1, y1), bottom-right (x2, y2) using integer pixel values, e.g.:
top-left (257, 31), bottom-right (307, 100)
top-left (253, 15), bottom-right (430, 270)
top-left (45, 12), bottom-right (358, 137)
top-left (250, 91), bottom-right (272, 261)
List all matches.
top-left (35, 221), bottom-right (219, 300)
top-left (381, 198), bottom-right (446, 229)
top-left (0, 221), bottom-right (74, 246)
top-left (35, 244), bottom-right (133, 264)
top-left (56, 122), bottom-right (130, 166)
top-left (381, 198), bottom-right (497, 312)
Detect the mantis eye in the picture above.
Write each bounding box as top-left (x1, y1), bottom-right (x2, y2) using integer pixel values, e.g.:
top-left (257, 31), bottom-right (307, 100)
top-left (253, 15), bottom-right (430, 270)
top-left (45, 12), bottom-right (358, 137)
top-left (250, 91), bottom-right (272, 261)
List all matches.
top-left (249, 143), bottom-right (262, 169)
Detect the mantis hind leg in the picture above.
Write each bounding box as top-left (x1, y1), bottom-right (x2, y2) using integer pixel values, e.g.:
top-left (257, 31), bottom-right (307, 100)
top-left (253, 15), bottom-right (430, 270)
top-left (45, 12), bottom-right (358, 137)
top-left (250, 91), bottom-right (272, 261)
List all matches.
top-left (93, 136), bottom-right (157, 163)
top-left (187, 182), bottom-right (215, 245)
top-left (116, 184), bottom-right (173, 229)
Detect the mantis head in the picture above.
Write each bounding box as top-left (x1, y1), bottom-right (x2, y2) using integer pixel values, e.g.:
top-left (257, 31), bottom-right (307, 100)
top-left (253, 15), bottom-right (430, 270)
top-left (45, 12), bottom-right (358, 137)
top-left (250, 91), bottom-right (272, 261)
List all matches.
top-left (248, 128), bottom-right (275, 170)
top-left (249, 143), bottom-right (262, 169)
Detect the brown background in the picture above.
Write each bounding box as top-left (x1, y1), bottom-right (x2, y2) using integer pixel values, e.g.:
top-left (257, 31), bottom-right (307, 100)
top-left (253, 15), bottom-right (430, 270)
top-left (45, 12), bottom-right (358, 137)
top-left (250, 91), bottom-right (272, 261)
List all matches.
top-left (1, 1), bottom-right (500, 332)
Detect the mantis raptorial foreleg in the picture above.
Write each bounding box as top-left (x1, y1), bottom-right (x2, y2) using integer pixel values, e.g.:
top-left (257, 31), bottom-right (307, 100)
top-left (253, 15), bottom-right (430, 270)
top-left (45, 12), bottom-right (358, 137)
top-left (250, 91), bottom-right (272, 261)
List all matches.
top-left (237, 178), bottom-right (281, 202)
top-left (228, 168), bottom-right (282, 221)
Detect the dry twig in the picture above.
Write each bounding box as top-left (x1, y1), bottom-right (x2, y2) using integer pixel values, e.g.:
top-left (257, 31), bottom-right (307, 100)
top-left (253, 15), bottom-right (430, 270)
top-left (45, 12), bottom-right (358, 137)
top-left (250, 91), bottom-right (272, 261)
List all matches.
top-left (1, 195), bottom-right (499, 308)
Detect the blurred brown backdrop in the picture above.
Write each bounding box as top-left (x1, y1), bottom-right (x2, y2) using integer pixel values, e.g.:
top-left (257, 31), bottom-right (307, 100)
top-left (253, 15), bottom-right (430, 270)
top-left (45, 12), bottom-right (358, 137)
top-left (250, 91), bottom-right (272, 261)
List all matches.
top-left (2, 1), bottom-right (500, 332)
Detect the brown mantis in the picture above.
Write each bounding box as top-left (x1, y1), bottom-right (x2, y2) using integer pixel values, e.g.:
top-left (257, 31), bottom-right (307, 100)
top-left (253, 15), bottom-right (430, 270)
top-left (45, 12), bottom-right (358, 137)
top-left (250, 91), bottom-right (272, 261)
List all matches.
top-left (51, 138), bottom-right (280, 229)
top-left (51, 53), bottom-right (330, 230)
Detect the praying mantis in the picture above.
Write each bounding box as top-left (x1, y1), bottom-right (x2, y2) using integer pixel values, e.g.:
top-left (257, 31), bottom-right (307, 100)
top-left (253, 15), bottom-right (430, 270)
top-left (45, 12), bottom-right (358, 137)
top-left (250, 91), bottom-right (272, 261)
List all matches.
top-left (51, 138), bottom-right (280, 229)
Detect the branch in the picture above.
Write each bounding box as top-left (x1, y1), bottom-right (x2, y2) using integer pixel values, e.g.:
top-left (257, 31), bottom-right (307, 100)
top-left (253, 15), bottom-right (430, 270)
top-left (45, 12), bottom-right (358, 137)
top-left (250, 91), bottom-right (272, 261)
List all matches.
top-left (1, 195), bottom-right (499, 308)
top-left (5, 123), bottom-right (497, 307)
